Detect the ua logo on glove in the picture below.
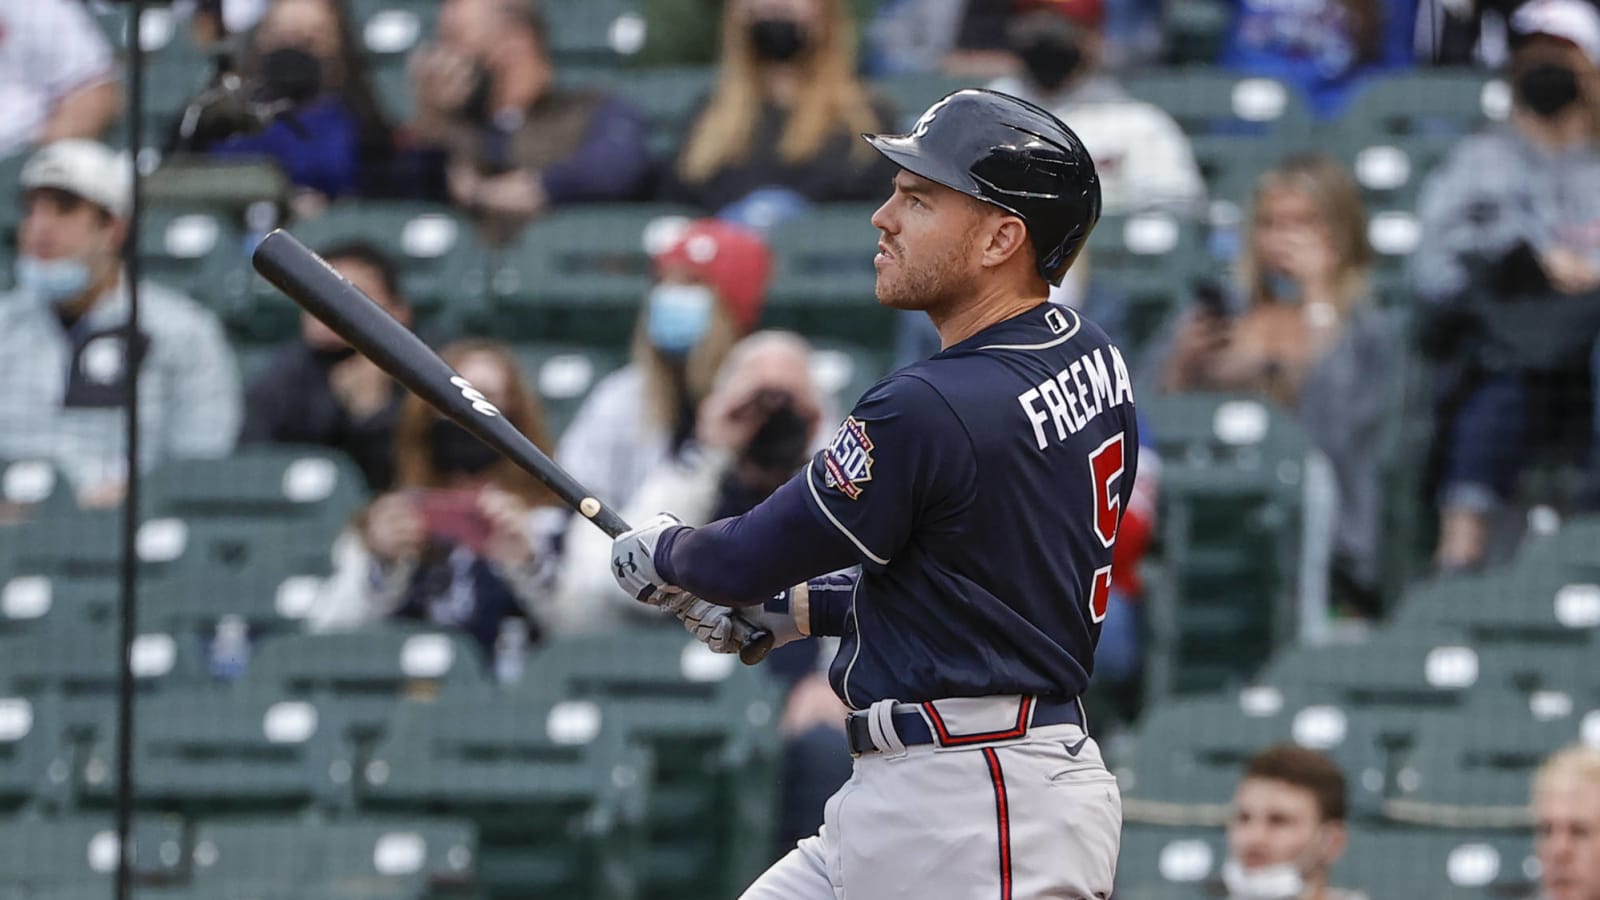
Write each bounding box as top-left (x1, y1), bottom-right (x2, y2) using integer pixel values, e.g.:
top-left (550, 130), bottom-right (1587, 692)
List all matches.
top-left (613, 552), bottom-right (639, 580)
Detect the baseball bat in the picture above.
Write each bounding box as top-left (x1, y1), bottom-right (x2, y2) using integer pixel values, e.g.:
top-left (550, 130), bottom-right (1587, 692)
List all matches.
top-left (251, 229), bottom-right (774, 665)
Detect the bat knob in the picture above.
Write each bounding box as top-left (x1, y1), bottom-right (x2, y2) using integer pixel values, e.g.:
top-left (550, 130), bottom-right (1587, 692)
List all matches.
top-left (738, 629), bottom-right (775, 666)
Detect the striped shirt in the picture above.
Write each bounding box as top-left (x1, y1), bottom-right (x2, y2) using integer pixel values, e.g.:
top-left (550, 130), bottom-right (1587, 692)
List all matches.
top-left (0, 278), bottom-right (241, 492)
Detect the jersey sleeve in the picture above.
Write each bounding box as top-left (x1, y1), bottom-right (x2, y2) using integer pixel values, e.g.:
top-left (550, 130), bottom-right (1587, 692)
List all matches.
top-left (802, 373), bottom-right (975, 571)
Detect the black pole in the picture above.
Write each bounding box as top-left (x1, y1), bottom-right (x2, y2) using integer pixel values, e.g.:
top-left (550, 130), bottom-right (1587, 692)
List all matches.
top-left (115, 2), bottom-right (147, 897)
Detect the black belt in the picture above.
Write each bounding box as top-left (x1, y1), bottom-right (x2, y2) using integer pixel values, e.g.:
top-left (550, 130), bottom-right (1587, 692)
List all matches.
top-left (846, 696), bottom-right (1083, 755)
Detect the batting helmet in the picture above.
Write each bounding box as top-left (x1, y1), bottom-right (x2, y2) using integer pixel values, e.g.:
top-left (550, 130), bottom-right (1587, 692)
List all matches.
top-left (863, 89), bottom-right (1102, 286)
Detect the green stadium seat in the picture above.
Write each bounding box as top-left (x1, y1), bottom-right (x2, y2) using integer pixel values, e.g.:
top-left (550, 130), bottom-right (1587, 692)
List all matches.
top-left (764, 204), bottom-right (895, 342)
top-left (1393, 561), bottom-right (1600, 651)
top-left (1085, 211), bottom-right (1210, 354)
top-left (1517, 514), bottom-right (1600, 571)
top-left (1120, 690), bottom-right (1383, 825)
top-left (143, 447), bottom-right (367, 524)
top-left (1331, 131), bottom-right (1458, 212)
top-left (1115, 824), bottom-right (1226, 897)
top-left (1382, 695), bottom-right (1593, 826)
top-left (139, 558), bottom-right (332, 635)
top-left (1126, 71), bottom-right (1312, 140)
top-left (1337, 825), bottom-right (1538, 899)
top-left (513, 342), bottom-right (630, 438)
top-left (0, 573), bottom-right (119, 635)
top-left (1139, 394), bottom-right (1311, 695)
top-left (489, 205), bottom-right (696, 344)
top-left (0, 814), bottom-right (185, 889)
top-left (544, 0), bottom-right (644, 64)
top-left (349, 0), bottom-right (438, 60)
top-left (1344, 70), bottom-right (1503, 138)
top-left (558, 67), bottom-right (713, 158)
top-left (189, 816), bottom-right (477, 896)
top-left (11, 508), bottom-right (192, 580)
top-left (241, 628), bottom-right (491, 741)
top-left (0, 620), bottom-right (194, 700)
top-left (1253, 627), bottom-right (1480, 727)
top-left (0, 458), bottom-right (77, 531)
top-left (360, 691), bottom-right (652, 899)
top-left (0, 694), bottom-right (68, 810)
top-left (80, 690), bottom-right (352, 814)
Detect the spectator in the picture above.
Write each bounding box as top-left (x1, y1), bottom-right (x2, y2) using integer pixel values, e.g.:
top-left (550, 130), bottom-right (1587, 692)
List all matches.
top-left (0, 0), bottom-right (121, 158)
top-left (0, 140), bottom-right (240, 507)
top-left (240, 241), bottom-right (411, 492)
top-left (1532, 744), bottom-right (1600, 900)
top-left (659, 0), bottom-right (897, 220)
top-left (310, 339), bottom-right (564, 658)
top-left (1222, 744), bottom-right (1360, 900)
top-left (408, 0), bottom-right (650, 243)
top-left (1412, 0), bottom-right (1600, 570)
top-left (1219, 0), bottom-right (1419, 119)
top-left (556, 219), bottom-right (771, 513)
top-left (988, 0), bottom-right (1205, 217)
top-left (552, 330), bottom-right (831, 632)
top-left (203, 0), bottom-right (395, 214)
top-left (1155, 154), bottom-right (1399, 615)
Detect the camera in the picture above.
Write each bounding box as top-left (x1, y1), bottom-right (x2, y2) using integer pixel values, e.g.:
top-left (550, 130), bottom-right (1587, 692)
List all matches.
top-left (173, 47), bottom-right (321, 151)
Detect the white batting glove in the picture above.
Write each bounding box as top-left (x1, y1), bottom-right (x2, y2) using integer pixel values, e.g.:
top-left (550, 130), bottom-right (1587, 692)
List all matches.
top-left (669, 591), bottom-right (806, 655)
top-left (610, 512), bottom-right (685, 606)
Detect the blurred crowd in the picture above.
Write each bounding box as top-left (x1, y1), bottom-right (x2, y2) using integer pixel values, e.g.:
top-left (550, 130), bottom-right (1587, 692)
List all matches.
top-left (3, 0), bottom-right (1600, 874)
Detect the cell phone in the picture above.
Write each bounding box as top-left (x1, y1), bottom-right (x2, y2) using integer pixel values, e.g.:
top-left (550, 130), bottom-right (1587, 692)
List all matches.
top-left (414, 489), bottom-right (492, 554)
top-left (1192, 279), bottom-right (1231, 319)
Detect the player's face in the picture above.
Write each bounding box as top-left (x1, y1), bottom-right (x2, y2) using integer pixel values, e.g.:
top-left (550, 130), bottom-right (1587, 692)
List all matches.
top-left (1227, 777), bottom-right (1329, 871)
top-left (870, 170), bottom-right (983, 312)
top-left (1536, 777), bottom-right (1600, 900)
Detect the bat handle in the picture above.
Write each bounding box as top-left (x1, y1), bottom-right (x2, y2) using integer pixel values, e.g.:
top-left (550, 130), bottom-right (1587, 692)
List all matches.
top-left (728, 615), bottom-right (775, 666)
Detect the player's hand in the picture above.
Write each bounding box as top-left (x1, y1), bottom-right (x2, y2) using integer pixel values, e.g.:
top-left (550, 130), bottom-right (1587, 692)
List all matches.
top-left (666, 594), bottom-right (804, 655)
top-left (610, 513), bottom-right (686, 605)
top-left (365, 492), bottom-right (425, 563)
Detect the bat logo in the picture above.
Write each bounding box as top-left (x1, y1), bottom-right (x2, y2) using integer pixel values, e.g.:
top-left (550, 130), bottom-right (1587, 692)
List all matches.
top-left (450, 376), bottom-right (501, 417)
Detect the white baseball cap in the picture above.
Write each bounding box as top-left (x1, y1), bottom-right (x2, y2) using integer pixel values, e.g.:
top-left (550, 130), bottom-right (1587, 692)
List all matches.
top-left (1512, 0), bottom-right (1600, 65)
top-left (20, 140), bottom-right (132, 220)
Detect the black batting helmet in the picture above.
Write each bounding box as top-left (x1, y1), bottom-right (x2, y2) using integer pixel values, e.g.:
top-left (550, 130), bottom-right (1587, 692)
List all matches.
top-left (863, 89), bottom-right (1102, 286)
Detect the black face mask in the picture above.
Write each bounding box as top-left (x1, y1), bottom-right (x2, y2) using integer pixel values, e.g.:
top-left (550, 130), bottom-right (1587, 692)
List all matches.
top-left (428, 419), bottom-right (500, 476)
top-left (1017, 36), bottom-right (1084, 92)
top-left (260, 46), bottom-right (323, 104)
top-left (1517, 63), bottom-right (1582, 118)
top-left (749, 18), bottom-right (808, 62)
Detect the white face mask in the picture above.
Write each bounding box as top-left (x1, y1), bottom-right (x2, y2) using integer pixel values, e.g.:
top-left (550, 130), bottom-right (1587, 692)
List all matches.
top-left (1221, 857), bottom-right (1306, 900)
top-left (16, 254), bottom-right (94, 307)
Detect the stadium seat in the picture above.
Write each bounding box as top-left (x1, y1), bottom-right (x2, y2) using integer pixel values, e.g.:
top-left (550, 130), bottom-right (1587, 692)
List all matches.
top-left (142, 447), bottom-right (367, 524)
top-left (1126, 71), bottom-right (1312, 139)
top-left (241, 627), bottom-right (491, 741)
top-left (513, 342), bottom-right (629, 438)
top-left (488, 205), bottom-right (697, 344)
top-left (0, 695), bottom-right (68, 811)
top-left (1386, 692), bottom-right (1599, 828)
top-left (10, 508), bottom-right (192, 580)
top-left (1119, 690), bottom-right (1383, 825)
top-left (80, 690), bottom-right (352, 813)
top-left (1393, 561), bottom-right (1600, 651)
top-left (0, 814), bottom-right (186, 891)
top-left (1336, 825), bottom-right (1538, 899)
top-left (543, 0), bottom-right (644, 65)
top-left (1115, 823), bottom-right (1226, 897)
top-left (557, 67), bottom-right (714, 159)
top-left (360, 691), bottom-right (652, 899)
top-left (1517, 514), bottom-right (1600, 570)
top-left (1344, 70), bottom-right (1503, 138)
top-left (188, 816), bottom-right (477, 895)
top-left (1084, 211), bottom-right (1210, 354)
top-left (349, 0), bottom-right (439, 60)
top-left (0, 458), bottom-right (77, 535)
top-left (0, 573), bottom-right (118, 636)
top-left (1139, 394), bottom-right (1311, 695)
top-left (765, 204), bottom-right (895, 342)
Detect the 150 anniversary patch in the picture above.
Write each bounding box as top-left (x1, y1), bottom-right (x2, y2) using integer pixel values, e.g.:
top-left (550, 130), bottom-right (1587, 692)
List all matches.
top-left (822, 416), bottom-right (874, 500)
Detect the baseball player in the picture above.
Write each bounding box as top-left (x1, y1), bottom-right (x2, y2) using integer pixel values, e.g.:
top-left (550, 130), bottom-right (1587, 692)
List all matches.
top-left (610, 89), bottom-right (1135, 899)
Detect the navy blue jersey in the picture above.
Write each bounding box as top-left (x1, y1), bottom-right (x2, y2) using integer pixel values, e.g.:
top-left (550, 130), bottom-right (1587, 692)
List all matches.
top-left (806, 304), bottom-right (1138, 706)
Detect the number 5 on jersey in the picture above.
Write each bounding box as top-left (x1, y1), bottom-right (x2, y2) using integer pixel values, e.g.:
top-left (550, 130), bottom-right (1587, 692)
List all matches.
top-left (1087, 433), bottom-right (1125, 624)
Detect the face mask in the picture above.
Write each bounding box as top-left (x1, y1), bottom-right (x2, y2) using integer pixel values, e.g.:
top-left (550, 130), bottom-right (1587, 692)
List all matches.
top-left (646, 283), bottom-right (715, 355)
top-left (1017, 36), bottom-right (1084, 92)
top-left (1517, 63), bottom-right (1581, 118)
top-left (749, 18), bottom-right (808, 62)
top-left (16, 255), bottom-right (93, 308)
top-left (1220, 857), bottom-right (1305, 900)
top-left (1264, 271), bottom-right (1302, 304)
top-left (260, 45), bottom-right (323, 104)
top-left (428, 419), bottom-right (501, 476)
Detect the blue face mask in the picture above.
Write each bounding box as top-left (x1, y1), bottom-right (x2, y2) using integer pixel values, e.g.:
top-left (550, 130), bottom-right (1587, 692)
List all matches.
top-left (646, 283), bottom-right (715, 355)
top-left (1264, 271), bottom-right (1302, 304)
top-left (16, 255), bottom-right (93, 307)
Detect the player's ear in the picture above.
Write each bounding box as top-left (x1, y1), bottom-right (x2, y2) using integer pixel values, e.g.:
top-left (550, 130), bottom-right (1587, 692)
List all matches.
top-left (979, 214), bottom-right (1031, 272)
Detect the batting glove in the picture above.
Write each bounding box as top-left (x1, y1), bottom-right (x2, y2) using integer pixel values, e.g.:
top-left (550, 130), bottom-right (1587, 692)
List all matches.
top-left (610, 512), bottom-right (685, 606)
top-left (669, 591), bottom-right (806, 655)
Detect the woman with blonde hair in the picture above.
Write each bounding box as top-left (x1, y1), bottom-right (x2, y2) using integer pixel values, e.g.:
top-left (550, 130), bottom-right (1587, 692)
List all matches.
top-left (312, 339), bottom-right (566, 659)
top-left (1157, 153), bottom-right (1401, 614)
top-left (659, 0), bottom-right (897, 215)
